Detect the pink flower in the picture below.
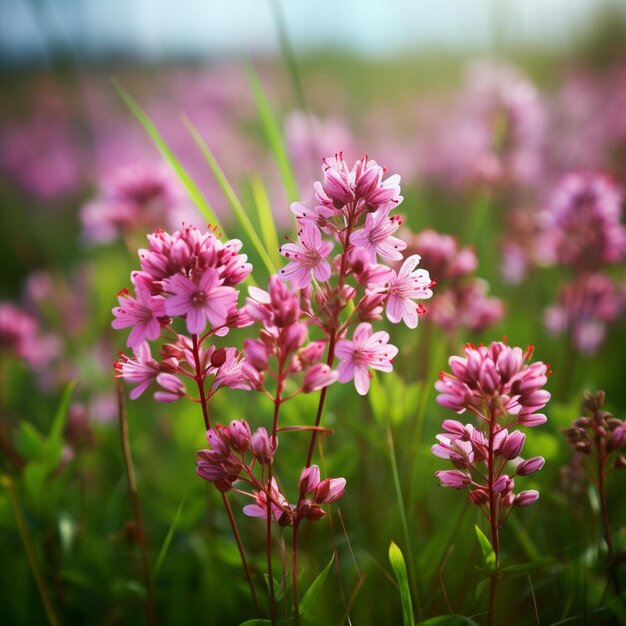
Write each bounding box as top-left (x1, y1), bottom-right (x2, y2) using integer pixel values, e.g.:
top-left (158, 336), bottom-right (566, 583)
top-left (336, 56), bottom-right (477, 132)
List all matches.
top-left (154, 373), bottom-right (186, 402)
top-left (164, 268), bottom-right (238, 334)
top-left (335, 323), bottom-right (399, 395)
top-left (242, 478), bottom-right (290, 523)
top-left (115, 342), bottom-right (161, 400)
top-left (383, 255), bottom-right (433, 329)
top-left (279, 224), bottom-right (333, 288)
top-left (112, 281), bottom-right (166, 348)
top-left (350, 206), bottom-right (406, 262)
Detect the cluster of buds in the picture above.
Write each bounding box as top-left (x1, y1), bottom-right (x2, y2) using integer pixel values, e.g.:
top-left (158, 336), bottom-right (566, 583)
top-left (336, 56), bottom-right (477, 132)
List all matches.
top-left (435, 340), bottom-right (551, 427)
top-left (402, 229), bottom-right (504, 334)
top-left (539, 172), bottom-right (626, 355)
top-left (544, 273), bottom-right (626, 355)
top-left (196, 419), bottom-right (346, 527)
top-left (564, 391), bottom-right (626, 469)
top-left (433, 340), bottom-right (551, 527)
top-left (196, 420), bottom-right (276, 493)
top-left (243, 276), bottom-right (338, 395)
top-left (434, 421), bottom-right (543, 511)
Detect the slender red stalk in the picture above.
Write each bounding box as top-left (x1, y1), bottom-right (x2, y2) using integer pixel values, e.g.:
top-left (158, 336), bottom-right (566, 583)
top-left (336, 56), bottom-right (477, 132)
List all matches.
top-left (487, 407), bottom-right (500, 626)
top-left (597, 438), bottom-right (621, 595)
top-left (190, 334), bottom-right (261, 616)
top-left (117, 381), bottom-right (157, 626)
top-left (266, 357), bottom-right (286, 625)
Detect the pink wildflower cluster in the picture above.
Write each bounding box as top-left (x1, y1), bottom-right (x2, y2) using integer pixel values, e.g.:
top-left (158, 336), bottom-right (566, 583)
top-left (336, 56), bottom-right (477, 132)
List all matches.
top-left (417, 62), bottom-right (546, 190)
top-left (402, 229), bottom-right (504, 334)
top-left (113, 223), bottom-right (254, 401)
top-left (539, 172), bottom-right (626, 353)
top-left (282, 153), bottom-right (433, 394)
top-left (433, 340), bottom-right (551, 528)
top-left (0, 302), bottom-right (60, 378)
top-left (81, 163), bottom-right (198, 245)
top-left (196, 419), bottom-right (345, 526)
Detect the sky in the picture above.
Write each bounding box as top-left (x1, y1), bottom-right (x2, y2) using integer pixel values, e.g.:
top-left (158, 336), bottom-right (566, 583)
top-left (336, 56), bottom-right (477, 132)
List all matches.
top-left (0, 0), bottom-right (622, 64)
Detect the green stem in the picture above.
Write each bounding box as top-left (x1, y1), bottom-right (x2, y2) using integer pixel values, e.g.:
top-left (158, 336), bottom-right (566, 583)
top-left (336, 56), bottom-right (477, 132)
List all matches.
top-left (6, 474), bottom-right (60, 626)
top-left (386, 417), bottom-right (421, 619)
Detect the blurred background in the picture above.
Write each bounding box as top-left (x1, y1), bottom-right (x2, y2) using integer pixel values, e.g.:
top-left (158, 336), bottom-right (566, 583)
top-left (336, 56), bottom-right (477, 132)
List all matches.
top-left (2, 1), bottom-right (626, 625)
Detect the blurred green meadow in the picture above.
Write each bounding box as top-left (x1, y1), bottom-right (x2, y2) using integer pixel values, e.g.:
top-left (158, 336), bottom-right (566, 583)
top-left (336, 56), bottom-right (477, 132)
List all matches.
top-left (2, 2), bottom-right (626, 625)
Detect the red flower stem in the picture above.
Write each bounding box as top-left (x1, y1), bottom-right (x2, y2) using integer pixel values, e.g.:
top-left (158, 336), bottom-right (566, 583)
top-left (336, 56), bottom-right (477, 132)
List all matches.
top-left (190, 334), bottom-right (261, 617)
top-left (266, 358), bottom-right (286, 626)
top-left (116, 381), bottom-right (157, 626)
top-left (597, 444), bottom-right (613, 560)
top-left (597, 440), bottom-right (621, 594)
top-left (302, 214), bottom-right (354, 471)
top-left (487, 407), bottom-right (500, 626)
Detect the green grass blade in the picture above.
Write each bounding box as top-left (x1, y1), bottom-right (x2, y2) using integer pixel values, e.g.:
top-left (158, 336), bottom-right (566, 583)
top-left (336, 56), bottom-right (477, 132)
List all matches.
top-left (299, 554), bottom-right (334, 621)
top-left (112, 79), bottom-right (225, 233)
top-left (474, 525), bottom-right (496, 572)
top-left (182, 116), bottom-right (277, 276)
top-left (250, 174), bottom-right (281, 267)
top-left (269, 0), bottom-right (308, 112)
top-left (389, 541), bottom-right (414, 626)
top-left (245, 63), bottom-right (299, 203)
top-left (374, 391), bottom-right (421, 619)
top-left (154, 494), bottom-right (186, 579)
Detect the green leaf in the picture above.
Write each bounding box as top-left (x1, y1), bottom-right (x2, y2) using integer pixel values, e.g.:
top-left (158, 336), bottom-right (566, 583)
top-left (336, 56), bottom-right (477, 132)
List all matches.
top-left (112, 79), bottom-right (225, 233)
top-left (263, 574), bottom-right (284, 603)
top-left (499, 557), bottom-right (556, 579)
top-left (250, 174), bottom-right (281, 267)
top-left (299, 554), bottom-right (334, 621)
top-left (416, 615), bottom-right (480, 625)
top-left (14, 422), bottom-right (45, 461)
top-left (182, 115), bottom-right (274, 277)
top-left (474, 525), bottom-right (496, 573)
top-left (154, 494), bottom-right (186, 579)
top-left (389, 541), bottom-right (414, 626)
top-left (245, 63), bottom-right (299, 203)
top-left (23, 462), bottom-right (48, 503)
top-left (42, 380), bottom-right (76, 467)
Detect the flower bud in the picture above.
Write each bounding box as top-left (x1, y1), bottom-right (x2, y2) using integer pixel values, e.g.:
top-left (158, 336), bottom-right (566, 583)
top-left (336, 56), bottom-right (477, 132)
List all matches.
top-left (243, 338), bottom-right (270, 372)
top-left (210, 347), bottom-right (227, 368)
top-left (314, 477), bottom-right (346, 503)
top-left (516, 456), bottom-right (545, 476)
top-left (228, 419), bottom-right (251, 452)
top-left (502, 430), bottom-right (526, 460)
top-left (514, 490), bottom-right (540, 507)
top-left (299, 465), bottom-right (321, 495)
top-left (303, 364), bottom-right (338, 393)
top-left (251, 427), bottom-right (275, 464)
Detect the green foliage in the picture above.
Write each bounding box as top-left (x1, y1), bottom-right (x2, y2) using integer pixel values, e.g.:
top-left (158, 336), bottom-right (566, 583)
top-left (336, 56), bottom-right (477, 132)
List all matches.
top-left (389, 541), bottom-right (414, 626)
top-left (299, 554), bottom-right (334, 622)
top-left (474, 525), bottom-right (496, 573)
top-left (245, 63), bottom-right (299, 203)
